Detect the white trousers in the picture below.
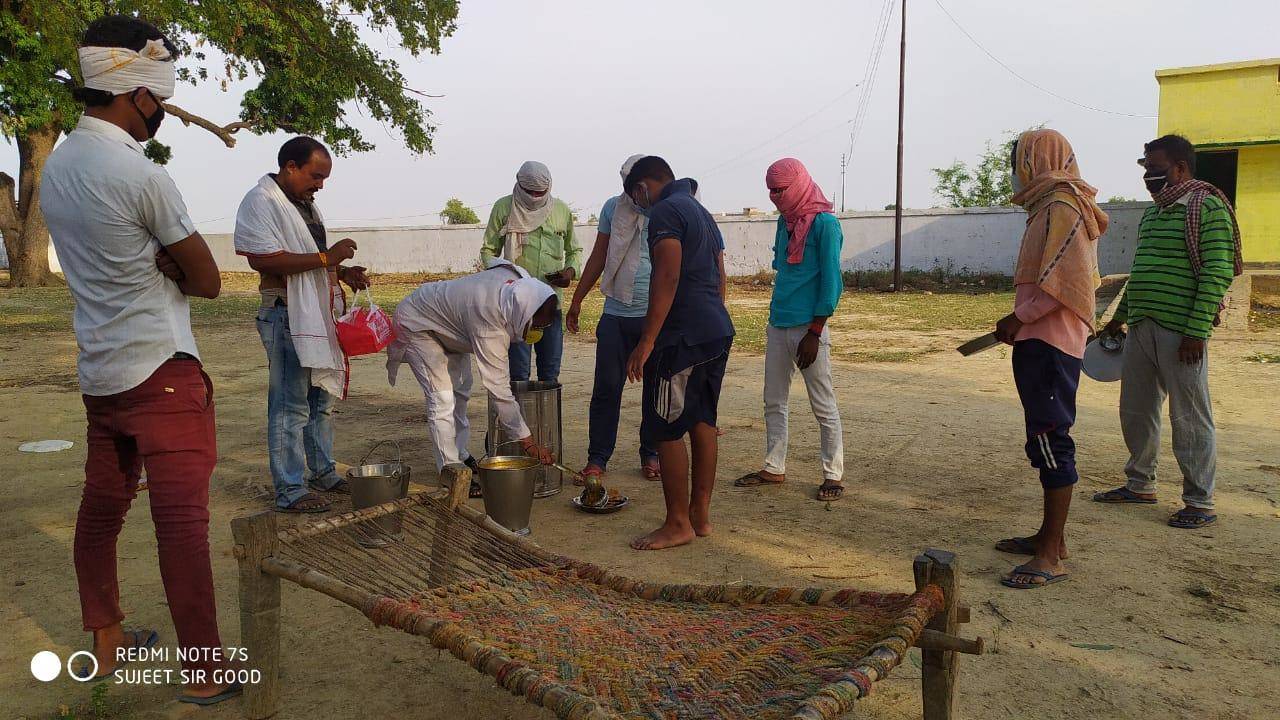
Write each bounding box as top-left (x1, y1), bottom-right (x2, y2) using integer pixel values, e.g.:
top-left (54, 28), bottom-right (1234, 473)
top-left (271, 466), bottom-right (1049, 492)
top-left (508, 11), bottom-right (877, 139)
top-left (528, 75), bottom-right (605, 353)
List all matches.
top-left (762, 324), bottom-right (844, 481)
top-left (402, 331), bottom-right (474, 471)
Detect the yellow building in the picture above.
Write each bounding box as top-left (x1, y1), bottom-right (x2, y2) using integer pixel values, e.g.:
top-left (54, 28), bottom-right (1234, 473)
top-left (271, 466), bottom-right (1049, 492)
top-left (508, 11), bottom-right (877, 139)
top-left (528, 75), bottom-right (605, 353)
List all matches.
top-left (1156, 58), bottom-right (1280, 264)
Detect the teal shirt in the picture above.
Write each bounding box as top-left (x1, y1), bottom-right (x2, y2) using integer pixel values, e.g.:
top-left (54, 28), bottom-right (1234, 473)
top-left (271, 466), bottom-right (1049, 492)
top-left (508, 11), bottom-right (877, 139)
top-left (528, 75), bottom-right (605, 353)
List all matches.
top-left (769, 212), bottom-right (844, 328)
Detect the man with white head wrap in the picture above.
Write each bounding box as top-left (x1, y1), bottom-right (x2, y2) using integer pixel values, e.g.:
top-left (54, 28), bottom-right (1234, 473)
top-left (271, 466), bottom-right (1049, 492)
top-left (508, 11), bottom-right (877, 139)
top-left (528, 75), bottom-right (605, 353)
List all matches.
top-left (565, 155), bottom-right (660, 484)
top-left (387, 260), bottom-right (560, 491)
top-left (480, 161), bottom-right (581, 383)
top-left (39, 14), bottom-right (237, 706)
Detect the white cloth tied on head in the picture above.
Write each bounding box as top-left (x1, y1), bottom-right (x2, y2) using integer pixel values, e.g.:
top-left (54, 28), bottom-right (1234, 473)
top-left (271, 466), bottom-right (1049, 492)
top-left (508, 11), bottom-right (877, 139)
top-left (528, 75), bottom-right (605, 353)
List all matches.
top-left (600, 154), bottom-right (648, 305)
top-left (500, 161), bottom-right (554, 258)
top-left (79, 39), bottom-right (176, 98)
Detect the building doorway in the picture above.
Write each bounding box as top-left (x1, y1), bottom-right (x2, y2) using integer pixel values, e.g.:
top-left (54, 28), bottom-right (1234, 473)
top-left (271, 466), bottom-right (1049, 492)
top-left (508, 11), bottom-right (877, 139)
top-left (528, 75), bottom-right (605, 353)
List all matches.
top-left (1196, 149), bottom-right (1238, 206)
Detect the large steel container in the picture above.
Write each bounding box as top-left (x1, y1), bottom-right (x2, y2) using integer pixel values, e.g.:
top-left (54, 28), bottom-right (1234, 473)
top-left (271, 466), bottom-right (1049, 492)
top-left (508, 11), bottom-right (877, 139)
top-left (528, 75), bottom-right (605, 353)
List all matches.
top-left (486, 381), bottom-right (563, 497)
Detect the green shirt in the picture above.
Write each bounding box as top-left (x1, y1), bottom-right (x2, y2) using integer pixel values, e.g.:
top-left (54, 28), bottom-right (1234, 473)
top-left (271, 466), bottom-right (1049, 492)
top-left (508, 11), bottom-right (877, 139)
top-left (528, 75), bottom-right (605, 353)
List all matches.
top-left (769, 213), bottom-right (844, 328)
top-left (1114, 195), bottom-right (1235, 340)
top-left (480, 195), bottom-right (581, 299)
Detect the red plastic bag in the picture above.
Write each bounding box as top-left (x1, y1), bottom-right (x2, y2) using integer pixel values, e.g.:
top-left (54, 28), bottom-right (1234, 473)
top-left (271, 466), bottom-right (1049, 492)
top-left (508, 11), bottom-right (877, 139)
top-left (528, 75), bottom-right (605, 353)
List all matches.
top-left (335, 289), bottom-right (396, 357)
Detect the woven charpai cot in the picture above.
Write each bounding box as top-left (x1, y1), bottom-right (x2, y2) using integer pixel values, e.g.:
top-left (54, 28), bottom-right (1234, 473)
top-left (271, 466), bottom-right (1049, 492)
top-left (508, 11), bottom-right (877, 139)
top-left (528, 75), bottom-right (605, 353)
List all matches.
top-left (276, 494), bottom-right (944, 720)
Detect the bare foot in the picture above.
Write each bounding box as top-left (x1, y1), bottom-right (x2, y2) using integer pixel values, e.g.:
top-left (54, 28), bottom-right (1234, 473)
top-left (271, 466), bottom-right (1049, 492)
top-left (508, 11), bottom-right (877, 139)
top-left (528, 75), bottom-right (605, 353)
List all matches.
top-left (995, 533), bottom-right (1069, 559)
top-left (690, 505), bottom-right (712, 537)
top-left (631, 522), bottom-right (696, 550)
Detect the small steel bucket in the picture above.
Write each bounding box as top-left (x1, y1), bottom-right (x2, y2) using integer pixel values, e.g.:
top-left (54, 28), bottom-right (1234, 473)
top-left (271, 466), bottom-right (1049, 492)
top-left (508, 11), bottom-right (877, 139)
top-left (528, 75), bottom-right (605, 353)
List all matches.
top-left (476, 455), bottom-right (539, 536)
top-left (348, 440), bottom-right (411, 547)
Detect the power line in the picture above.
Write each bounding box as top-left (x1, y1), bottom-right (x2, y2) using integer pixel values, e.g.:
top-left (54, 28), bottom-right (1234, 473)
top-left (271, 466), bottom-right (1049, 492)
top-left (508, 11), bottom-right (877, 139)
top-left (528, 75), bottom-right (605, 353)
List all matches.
top-left (696, 0), bottom-right (897, 182)
top-left (932, 0), bottom-right (1155, 119)
top-left (844, 0), bottom-right (897, 161)
top-left (697, 1), bottom-right (895, 179)
top-left (698, 83), bottom-right (865, 179)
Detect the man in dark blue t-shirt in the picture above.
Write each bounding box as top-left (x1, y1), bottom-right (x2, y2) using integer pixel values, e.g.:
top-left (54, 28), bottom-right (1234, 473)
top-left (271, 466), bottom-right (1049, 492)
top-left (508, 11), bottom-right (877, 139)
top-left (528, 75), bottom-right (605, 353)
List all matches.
top-left (623, 156), bottom-right (734, 550)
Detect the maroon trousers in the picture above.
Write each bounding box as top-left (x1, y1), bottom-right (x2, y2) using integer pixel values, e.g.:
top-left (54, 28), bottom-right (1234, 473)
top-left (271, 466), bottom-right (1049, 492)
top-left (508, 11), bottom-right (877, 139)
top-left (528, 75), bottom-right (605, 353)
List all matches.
top-left (74, 359), bottom-right (222, 671)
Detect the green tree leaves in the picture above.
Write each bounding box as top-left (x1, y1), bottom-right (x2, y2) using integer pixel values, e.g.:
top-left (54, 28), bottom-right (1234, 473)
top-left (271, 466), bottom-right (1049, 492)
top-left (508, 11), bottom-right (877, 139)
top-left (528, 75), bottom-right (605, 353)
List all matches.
top-left (439, 197), bottom-right (479, 224)
top-left (931, 133), bottom-right (1018, 208)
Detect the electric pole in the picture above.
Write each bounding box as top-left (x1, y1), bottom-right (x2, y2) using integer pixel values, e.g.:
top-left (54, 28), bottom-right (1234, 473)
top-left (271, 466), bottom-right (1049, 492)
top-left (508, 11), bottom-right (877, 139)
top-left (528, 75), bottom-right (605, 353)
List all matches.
top-left (893, 0), bottom-right (906, 292)
top-left (839, 153), bottom-right (848, 212)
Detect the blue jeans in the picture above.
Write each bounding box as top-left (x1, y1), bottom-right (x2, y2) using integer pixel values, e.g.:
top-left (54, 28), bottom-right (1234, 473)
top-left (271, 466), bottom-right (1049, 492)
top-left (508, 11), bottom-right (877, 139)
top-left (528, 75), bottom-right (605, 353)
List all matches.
top-left (508, 312), bottom-right (563, 382)
top-left (588, 314), bottom-right (657, 469)
top-left (256, 303), bottom-right (341, 508)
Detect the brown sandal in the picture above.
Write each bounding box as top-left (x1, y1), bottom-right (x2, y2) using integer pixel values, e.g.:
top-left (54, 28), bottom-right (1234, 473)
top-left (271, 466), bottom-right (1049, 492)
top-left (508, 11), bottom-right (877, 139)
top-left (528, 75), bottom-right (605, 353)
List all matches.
top-left (817, 480), bottom-right (844, 502)
top-left (734, 471), bottom-right (785, 487)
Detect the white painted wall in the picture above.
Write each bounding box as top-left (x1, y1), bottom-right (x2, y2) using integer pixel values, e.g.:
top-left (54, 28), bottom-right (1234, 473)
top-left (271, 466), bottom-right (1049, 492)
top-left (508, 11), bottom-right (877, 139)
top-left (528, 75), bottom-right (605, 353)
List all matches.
top-left (35, 203), bottom-right (1150, 277)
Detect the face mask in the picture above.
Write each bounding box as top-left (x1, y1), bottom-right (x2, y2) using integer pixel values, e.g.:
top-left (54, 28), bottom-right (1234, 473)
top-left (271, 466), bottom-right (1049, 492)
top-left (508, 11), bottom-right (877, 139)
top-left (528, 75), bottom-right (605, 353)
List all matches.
top-left (1010, 173), bottom-right (1024, 194)
top-left (1143, 167), bottom-right (1169, 195)
top-left (632, 183), bottom-right (651, 210)
top-left (524, 327), bottom-right (544, 345)
top-left (131, 89), bottom-right (165, 139)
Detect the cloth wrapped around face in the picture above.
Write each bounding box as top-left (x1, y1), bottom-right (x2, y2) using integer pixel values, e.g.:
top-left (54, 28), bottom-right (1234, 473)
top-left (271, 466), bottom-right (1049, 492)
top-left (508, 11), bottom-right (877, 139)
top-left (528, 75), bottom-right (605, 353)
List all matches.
top-left (78, 38), bottom-right (176, 98)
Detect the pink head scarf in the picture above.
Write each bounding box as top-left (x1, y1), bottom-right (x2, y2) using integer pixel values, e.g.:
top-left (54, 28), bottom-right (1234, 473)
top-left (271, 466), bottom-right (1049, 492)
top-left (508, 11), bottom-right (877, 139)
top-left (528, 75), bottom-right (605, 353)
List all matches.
top-left (766, 158), bottom-right (833, 264)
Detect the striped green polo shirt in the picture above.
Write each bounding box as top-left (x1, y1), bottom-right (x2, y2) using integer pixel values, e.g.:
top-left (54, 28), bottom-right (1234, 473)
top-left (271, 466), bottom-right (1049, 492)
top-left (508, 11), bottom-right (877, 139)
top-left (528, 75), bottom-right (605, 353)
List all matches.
top-left (1114, 195), bottom-right (1235, 340)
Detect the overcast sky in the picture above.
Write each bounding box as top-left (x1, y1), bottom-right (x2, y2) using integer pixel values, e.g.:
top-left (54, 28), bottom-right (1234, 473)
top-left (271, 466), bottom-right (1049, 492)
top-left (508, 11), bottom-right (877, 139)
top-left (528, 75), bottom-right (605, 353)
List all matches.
top-left (6, 0), bottom-right (1279, 233)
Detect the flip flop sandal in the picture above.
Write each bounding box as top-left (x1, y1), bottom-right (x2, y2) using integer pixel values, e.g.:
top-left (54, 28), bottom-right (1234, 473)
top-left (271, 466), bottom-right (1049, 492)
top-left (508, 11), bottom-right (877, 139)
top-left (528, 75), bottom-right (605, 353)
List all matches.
top-left (73, 629), bottom-right (159, 681)
top-left (275, 493), bottom-right (331, 514)
top-left (179, 681), bottom-right (244, 706)
top-left (641, 462), bottom-right (661, 480)
top-left (1001, 564), bottom-right (1070, 590)
top-left (1169, 509), bottom-right (1217, 529)
top-left (817, 482), bottom-right (844, 502)
top-left (734, 472), bottom-right (784, 488)
top-left (1092, 487), bottom-right (1157, 504)
top-left (994, 536), bottom-right (1037, 555)
top-left (468, 480), bottom-right (483, 499)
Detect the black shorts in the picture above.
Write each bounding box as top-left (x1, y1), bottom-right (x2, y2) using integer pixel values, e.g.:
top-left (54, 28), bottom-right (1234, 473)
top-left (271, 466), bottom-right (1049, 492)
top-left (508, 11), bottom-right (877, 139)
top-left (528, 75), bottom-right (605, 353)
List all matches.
top-left (641, 337), bottom-right (731, 442)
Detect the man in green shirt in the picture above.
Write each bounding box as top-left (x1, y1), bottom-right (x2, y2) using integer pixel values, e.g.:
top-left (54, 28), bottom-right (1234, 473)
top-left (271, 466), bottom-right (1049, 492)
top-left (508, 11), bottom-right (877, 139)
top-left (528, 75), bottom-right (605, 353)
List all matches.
top-left (480, 161), bottom-right (581, 382)
top-left (1095, 135), bottom-right (1242, 529)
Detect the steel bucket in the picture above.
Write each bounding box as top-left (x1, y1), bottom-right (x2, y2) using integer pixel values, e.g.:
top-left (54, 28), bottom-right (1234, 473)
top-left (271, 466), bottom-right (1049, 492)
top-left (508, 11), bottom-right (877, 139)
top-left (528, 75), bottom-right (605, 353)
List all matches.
top-left (487, 381), bottom-right (563, 497)
top-left (348, 440), bottom-right (411, 547)
top-left (476, 455), bottom-right (539, 536)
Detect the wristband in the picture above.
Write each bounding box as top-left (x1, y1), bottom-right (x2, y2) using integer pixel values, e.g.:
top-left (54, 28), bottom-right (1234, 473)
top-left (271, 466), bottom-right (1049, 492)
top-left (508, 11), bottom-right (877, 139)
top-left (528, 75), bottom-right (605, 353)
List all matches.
top-left (807, 323), bottom-right (825, 337)
top-left (318, 251), bottom-right (328, 268)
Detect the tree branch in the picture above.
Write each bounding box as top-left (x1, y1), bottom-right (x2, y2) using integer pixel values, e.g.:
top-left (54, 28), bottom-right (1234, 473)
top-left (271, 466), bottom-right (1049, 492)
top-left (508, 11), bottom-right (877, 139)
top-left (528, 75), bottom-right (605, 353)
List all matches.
top-left (161, 102), bottom-right (257, 148)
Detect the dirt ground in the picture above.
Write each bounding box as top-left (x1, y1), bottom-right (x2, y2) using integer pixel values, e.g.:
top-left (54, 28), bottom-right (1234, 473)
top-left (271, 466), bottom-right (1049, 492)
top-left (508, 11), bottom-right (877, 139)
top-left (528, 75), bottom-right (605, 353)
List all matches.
top-left (2, 286), bottom-right (1279, 720)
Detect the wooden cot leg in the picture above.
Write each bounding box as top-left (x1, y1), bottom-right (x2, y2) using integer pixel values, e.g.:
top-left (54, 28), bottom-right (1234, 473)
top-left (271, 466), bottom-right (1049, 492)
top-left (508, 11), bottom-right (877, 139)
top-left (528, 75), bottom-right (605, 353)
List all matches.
top-left (428, 464), bottom-right (472, 586)
top-left (914, 548), bottom-right (959, 720)
top-left (232, 512), bottom-right (282, 719)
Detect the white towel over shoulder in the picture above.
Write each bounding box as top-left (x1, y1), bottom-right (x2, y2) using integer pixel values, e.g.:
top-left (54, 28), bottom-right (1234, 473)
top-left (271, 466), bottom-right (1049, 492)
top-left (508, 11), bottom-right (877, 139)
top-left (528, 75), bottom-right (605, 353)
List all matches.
top-left (234, 174), bottom-right (347, 397)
